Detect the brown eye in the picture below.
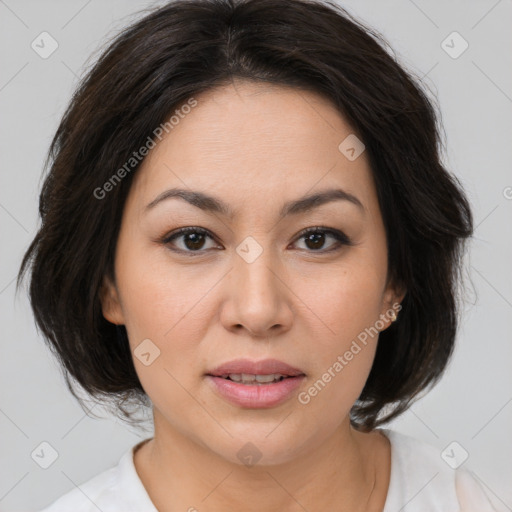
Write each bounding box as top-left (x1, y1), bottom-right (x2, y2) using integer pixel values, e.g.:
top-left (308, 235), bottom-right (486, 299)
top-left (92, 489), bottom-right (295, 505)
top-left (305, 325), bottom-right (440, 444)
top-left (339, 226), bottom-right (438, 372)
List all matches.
top-left (163, 227), bottom-right (218, 253)
top-left (293, 227), bottom-right (353, 253)
top-left (162, 226), bottom-right (352, 256)
top-left (181, 231), bottom-right (207, 250)
top-left (303, 231), bottom-right (327, 250)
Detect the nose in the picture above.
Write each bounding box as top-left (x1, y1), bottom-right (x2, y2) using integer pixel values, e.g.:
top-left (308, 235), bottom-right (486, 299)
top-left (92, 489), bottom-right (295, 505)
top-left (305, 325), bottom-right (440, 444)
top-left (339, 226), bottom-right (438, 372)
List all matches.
top-left (219, 242), bottom-right (293, 339)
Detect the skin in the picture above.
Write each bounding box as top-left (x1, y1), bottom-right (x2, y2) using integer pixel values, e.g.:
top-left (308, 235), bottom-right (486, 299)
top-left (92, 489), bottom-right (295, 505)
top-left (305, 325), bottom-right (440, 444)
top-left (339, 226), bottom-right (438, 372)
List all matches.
top-left (100, 79), bottom-right (406, 512)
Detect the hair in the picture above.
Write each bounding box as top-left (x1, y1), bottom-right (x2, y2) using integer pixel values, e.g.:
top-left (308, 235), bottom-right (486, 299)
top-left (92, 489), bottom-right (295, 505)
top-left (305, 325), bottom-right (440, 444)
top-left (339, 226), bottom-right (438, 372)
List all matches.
top-left (17, 0), bottom-right (473, 432)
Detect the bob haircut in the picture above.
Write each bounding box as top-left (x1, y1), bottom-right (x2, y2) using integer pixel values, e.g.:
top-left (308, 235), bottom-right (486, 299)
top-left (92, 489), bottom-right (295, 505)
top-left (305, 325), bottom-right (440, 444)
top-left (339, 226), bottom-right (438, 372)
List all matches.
top-left (17, 0), bottom-right (473, 431)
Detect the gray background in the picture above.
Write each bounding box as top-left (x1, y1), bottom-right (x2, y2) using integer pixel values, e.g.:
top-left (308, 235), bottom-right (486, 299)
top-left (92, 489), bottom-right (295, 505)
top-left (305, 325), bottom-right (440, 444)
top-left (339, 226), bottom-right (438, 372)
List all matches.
top-left (1, 0), bottom-right (511, 510)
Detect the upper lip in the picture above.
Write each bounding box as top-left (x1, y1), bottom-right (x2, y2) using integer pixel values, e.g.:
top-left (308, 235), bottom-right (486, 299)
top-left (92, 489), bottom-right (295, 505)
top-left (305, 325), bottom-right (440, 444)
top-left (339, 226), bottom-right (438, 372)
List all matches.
top-left (207, 358), bottom-right (305, 377)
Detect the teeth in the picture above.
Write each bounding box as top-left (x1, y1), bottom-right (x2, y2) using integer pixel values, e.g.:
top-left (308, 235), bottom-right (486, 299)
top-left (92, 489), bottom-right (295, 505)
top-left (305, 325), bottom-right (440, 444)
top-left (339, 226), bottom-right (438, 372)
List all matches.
top-left (255, 374), bottom-right (280, 383)
top-left (225, 373), bottom-right (287, 384)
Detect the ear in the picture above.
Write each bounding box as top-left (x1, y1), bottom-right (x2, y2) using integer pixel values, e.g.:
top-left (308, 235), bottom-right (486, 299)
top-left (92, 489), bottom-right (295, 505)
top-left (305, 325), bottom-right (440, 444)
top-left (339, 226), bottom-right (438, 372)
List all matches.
top-left (99, 274), bottom-right (125, 325)
top-left (379, 279), bottom-right (407, 331)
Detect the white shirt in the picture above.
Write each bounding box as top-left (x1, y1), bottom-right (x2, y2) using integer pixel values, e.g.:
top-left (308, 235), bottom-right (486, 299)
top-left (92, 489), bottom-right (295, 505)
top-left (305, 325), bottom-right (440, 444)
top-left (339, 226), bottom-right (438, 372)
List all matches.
top-left (38, 428), bottom-right (497, 511)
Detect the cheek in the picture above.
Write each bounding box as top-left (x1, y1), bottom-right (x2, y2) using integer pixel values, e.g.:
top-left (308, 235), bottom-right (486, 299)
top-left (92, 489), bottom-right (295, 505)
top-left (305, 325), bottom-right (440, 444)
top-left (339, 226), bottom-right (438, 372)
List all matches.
top-left (298, 254), bottom-right (387, 346)
top-left (295, 283), bottom-right (379, 435)
top-left (114, 246), bottom-right (211, 418)
top-left (291, 255), bottom-right (385, 410)
top-left (115, 236), bottom-right (212, 340)
top-left (114, 244), bottom-right (227, 409)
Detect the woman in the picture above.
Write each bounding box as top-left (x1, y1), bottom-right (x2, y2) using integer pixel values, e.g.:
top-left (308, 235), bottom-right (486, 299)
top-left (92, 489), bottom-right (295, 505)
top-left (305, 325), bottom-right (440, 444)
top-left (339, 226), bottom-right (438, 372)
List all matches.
top-left (18, 0), bottom-right (496, 510)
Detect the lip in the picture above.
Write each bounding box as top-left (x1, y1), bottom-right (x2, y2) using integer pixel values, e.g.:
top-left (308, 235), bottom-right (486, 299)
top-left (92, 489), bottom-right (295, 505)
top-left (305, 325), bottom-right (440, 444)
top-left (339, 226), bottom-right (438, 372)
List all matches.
top-left (207, 358), bottom-right (305, 377)
top-left (205, 358), bottom-right (306, 409)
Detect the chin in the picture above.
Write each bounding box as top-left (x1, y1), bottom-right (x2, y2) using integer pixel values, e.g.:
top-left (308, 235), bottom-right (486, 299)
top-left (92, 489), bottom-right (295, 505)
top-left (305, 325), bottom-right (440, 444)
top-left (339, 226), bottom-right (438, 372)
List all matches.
top-left (201, 418), bottom-right (320, 468)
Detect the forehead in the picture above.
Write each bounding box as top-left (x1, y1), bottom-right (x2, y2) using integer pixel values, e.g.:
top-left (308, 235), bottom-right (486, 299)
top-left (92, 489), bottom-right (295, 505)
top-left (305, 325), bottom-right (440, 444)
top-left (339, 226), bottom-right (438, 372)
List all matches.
top-left (129, 81), bottom-right (377, 217)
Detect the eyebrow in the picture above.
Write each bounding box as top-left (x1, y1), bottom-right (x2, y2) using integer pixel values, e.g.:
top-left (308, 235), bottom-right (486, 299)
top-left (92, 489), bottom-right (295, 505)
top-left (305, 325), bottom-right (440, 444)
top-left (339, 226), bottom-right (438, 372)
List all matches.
top-left (144, 187), bottom-right (365, 218)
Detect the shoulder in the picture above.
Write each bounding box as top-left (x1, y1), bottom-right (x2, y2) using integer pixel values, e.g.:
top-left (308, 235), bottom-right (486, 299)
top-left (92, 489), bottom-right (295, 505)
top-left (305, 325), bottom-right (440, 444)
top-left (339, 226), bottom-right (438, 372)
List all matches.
top-left (37, 440), bottom-right (156, 512)
top-left (379, 428), bottom-right (497, 512)
top-left (37, 464), bottom-right (119, 512)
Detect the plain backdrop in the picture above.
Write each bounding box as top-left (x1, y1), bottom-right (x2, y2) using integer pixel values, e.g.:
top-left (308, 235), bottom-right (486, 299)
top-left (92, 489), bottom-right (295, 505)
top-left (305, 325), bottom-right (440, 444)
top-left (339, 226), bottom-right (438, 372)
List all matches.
top-left (1, 1), bottom-right (511, 511)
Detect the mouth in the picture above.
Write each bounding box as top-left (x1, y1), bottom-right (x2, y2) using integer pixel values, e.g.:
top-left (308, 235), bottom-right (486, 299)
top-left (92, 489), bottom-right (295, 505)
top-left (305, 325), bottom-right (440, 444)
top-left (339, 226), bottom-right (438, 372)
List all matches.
top-left (213, 373), bottom-right (296, 385)
top-left (205, 359), bottom-right (306, 408)
top-left (206, 357), bottom-right (305, 379)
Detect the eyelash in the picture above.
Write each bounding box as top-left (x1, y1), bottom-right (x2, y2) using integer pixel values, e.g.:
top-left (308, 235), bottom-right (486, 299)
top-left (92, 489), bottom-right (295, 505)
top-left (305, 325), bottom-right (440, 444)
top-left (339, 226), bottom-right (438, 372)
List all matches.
top-left (160, 226), bottom-right (353, 256)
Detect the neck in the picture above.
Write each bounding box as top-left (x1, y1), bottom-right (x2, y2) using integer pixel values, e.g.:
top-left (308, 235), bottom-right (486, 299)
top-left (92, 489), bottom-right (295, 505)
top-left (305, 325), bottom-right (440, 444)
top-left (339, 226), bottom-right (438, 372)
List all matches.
top-left (134, 413), bottom-right (390, 512)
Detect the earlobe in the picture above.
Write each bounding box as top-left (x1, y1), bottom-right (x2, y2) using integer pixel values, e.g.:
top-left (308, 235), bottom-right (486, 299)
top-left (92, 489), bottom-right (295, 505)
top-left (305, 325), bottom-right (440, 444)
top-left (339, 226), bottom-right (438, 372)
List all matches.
top-left (380, 282), bottom-right (407, 331)
top-left (99, 275), bottom-right (125, 325)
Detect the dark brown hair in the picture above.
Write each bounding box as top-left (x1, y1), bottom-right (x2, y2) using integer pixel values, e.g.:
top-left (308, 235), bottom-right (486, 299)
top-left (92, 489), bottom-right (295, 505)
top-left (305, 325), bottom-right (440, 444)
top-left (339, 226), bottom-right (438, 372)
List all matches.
top-left (17, 0), bottom-right (473, 431)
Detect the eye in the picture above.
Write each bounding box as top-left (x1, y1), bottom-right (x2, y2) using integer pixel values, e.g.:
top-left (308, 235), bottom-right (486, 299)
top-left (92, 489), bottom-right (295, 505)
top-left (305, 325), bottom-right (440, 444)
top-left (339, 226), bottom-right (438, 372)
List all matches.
top-left (291, 227), bottom-right (353, 253)
top-left (162, 227), bottom-right (219, 254)
top-left (161, 226), bottom-right (353, 256)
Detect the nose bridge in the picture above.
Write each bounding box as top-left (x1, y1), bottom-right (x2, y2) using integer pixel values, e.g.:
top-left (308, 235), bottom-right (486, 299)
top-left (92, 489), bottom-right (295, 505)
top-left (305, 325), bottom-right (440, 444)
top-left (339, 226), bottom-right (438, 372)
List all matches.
top-left (224, 234), bottom-right (291, 335)
top-left (235, 234), bottom-right (281, 301)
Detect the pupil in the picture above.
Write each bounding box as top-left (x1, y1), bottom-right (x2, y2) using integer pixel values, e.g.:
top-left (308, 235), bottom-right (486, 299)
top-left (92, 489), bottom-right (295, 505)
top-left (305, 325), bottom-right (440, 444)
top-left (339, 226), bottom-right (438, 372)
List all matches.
top-left (185, 232), bottom-right (205, 250)
top-left (305, 232), bottom-right (325, 250)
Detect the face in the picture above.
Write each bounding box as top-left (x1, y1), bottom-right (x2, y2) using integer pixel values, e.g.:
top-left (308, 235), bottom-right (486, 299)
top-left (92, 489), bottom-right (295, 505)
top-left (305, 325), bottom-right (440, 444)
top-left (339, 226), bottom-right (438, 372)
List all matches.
top-left (101, 80), bottom-right (403, 466)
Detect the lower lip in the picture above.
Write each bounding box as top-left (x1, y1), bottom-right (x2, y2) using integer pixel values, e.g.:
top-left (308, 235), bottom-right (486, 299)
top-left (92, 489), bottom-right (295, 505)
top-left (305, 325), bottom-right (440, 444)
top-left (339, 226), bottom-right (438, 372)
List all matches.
top-left (206, 375), bottom-right (305, 408)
